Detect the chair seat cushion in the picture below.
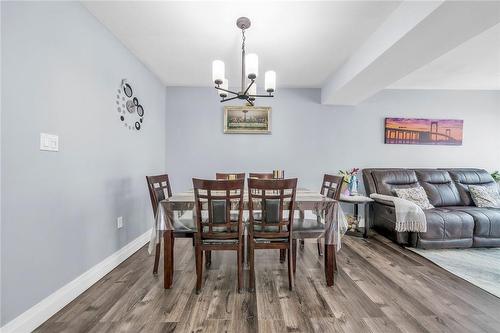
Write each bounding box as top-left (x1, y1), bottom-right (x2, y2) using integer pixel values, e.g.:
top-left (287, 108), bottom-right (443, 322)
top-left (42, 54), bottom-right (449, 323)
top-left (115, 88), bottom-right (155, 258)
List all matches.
top-left (254, 238), bottom-right (289, 243)
top-left (202, 239), bottom-right (239, 245)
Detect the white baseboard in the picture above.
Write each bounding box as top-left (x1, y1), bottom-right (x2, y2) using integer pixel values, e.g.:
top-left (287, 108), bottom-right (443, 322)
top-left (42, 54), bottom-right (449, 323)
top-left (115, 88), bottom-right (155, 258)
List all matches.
top-left (0, 229), bottom-right (152, 333)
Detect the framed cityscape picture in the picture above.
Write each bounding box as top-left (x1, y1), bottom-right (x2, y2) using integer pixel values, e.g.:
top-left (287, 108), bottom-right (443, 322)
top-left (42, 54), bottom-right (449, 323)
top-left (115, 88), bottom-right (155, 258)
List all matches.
top-left (224, 106), bottom-right (271, 134)
top-left (384, 118), bottom-right (464, 145)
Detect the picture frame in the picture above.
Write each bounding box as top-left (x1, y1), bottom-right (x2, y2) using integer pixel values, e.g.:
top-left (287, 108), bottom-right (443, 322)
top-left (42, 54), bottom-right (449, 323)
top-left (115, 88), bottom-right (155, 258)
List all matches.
top-left (224, 106), bottom-right (272, 134)
top-left (384, 117), bottom-right (464, 146)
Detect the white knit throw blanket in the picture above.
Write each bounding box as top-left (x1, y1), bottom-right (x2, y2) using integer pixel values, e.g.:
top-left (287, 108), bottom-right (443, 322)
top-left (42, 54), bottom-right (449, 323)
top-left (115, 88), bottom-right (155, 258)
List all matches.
top-left (370, 193), bottom-right (427, 232)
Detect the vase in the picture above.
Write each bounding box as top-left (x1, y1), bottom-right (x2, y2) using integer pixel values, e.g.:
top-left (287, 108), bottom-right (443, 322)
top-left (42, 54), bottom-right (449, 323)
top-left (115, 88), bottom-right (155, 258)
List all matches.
top-left (349, 175), bottom-right (359, 196)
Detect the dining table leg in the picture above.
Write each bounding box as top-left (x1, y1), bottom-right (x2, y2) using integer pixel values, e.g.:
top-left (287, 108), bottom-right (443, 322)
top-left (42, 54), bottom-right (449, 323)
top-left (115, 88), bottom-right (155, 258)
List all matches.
top-left (279, 249), bottom-right (286, 263)
top-left (163, 230), bottom-right (174, 289)
top-left (324, 243), bottom-right (335, 286)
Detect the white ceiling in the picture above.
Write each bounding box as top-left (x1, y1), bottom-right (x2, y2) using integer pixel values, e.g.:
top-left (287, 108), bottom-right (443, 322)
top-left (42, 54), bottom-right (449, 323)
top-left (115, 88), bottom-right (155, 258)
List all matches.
top-left (84, 1), bottom-right (500, 92)
top-left (390, 22), bottom-right (500, 90)
top-left (83, 1), bottom-right (401, 88)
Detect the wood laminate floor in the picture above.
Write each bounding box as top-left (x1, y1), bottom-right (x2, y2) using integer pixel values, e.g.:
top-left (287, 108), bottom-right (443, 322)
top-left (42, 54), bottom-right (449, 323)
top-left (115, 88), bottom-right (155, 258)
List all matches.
top-left (35, 234), bottom-right (500, 333)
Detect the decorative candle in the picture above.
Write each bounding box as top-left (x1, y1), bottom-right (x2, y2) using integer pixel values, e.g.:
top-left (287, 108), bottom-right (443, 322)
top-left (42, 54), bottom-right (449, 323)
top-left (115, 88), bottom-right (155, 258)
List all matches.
top-left (212, 60), bottom-right (225, 84)
top-left (245, 53), bottom-right (259, 79)
top-left (265, 70), bottom-right (276, 93)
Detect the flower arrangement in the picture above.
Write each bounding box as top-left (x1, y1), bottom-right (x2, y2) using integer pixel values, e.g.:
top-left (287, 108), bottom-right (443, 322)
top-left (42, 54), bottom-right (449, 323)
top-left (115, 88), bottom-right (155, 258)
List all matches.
top-left (339, 168), bottom-right (360, 196)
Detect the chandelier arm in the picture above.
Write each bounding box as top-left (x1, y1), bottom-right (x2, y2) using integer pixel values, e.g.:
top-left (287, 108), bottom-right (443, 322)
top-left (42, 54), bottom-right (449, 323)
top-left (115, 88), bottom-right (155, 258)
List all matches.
top-left (245, 98), bottom-right (254, 106)
top-left (215, 86), bottom-right (239, 95)
top-left (243, 79), bottom-right (255, 96)
top-left (248, 94), bottom-right (274, 98)
top-left (221, 96), bottom-right (239, 103)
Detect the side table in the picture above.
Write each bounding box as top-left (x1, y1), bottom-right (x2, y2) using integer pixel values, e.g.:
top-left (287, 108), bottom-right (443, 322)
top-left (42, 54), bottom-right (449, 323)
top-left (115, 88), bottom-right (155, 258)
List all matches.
top-left (339, 194), bottom-right (374, 238)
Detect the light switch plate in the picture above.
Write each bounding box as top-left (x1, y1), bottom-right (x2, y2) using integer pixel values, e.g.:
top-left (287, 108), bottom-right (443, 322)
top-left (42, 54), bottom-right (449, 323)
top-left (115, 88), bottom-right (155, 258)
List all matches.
top-left (40, 133), bottom-right (59, 152)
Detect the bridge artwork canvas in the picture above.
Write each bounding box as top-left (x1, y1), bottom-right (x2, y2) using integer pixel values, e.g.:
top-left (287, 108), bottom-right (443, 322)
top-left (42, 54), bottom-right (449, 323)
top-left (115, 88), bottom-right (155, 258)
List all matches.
top-left (385, 118), bottom-right (463, 145)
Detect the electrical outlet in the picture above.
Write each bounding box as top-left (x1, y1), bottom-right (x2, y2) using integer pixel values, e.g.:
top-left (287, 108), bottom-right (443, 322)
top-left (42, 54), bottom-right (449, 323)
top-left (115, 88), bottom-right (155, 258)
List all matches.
top-left (117, 216), bottom-right (123, 229)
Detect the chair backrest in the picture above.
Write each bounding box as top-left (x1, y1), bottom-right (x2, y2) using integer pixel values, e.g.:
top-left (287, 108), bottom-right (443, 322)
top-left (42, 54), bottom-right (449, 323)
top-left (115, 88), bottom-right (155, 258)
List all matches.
top-left (215, 172), bottom-right (246, 180)
top-left (146, 174), bottom-right (172, 215)
top-left (320, 174), bottom-right (343, 200)
top-left (249, 172), bottom-right (274, 179)
top-left (193, 178), bottom-right (245, 240)
top-left (247, 178), bottom-right (298, 240)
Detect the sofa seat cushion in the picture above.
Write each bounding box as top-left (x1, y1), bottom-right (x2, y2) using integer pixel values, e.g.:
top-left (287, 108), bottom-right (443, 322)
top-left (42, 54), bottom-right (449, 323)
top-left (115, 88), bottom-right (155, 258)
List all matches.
top-left (419, 208), bottom-right (474, 242)
top-left (445, 206), bottom-right (500, 247)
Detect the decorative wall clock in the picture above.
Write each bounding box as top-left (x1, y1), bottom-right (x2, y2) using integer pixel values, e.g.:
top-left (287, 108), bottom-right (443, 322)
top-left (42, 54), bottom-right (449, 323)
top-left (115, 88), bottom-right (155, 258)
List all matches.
top-left (116, 79), bottom-right (144, 131)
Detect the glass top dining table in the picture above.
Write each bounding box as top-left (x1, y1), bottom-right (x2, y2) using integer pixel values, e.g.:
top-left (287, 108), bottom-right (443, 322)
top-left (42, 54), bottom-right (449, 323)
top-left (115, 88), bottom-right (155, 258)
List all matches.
top-left (149, 188), bottom-right (348, 288)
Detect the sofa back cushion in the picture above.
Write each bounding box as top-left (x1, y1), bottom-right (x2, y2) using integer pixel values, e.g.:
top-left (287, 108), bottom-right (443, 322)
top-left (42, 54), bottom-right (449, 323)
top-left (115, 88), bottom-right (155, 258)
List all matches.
top-left (447, 169), bottom-right (498, 206)
top-left (415, 170), bottom-right (461, 207)
top-left (371, 170), bottom-right (419, 196)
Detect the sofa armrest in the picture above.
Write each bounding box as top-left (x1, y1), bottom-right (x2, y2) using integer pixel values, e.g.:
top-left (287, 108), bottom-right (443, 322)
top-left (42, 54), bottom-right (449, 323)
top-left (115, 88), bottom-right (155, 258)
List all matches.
top-left (372, 197), bottom-right (395, 207)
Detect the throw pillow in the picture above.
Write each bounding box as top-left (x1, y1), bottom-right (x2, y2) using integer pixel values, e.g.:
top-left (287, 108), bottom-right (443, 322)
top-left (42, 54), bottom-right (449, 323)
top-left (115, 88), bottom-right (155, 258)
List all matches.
top-left (469, 185), bottom-right (500, 208)
top-left (394, 186), bottom-right (434, 210)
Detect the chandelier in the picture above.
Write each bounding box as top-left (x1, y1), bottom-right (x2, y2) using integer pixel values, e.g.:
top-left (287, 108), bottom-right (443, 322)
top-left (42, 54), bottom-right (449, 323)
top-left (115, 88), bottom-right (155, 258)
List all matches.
top-left (212, 17), bottom-right (276, 106)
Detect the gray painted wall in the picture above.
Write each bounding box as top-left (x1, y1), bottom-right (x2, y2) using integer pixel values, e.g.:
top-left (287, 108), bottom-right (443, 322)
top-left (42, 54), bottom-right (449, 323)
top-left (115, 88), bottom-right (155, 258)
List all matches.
top-left (165, 87), bottom-right (500, 192)
top-left (1, 2), bottom-right (166, 325)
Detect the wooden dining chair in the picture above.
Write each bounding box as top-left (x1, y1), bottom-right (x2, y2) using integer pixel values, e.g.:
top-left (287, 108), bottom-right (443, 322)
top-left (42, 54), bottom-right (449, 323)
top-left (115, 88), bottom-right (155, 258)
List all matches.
top-left (193, 178), bottom-right (245, 293)
top-left (146, 174), bottom-right (196, 278)
top-left (295, 174), bottom-right (343, 258)
top-left (215, 172), bottom-right (246, 180)
top-left (249, 172), bottom-right (289, 262)
top-left (205, 173), bottom-right (246, 267)
top-left (248, 178), bottom-right (298, 291)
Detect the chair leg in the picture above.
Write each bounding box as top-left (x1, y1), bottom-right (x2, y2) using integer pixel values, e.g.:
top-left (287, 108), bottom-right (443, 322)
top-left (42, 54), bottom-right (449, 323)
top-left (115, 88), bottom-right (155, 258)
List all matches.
top-left (205, 250), bottom-right (212, 268)
top-left (287, 243), bottom-right (294, 291)
top-left (237, 243), bottom-right (243, 293)
top-left (300, 239), bottom-right (305, 250)
top-left (317, 238), bottom-right (323, 256)
top-left (195, 246), bottom-right (203, 293)
top-left (292, 239), bottom-right (297, 275)
top-left (249, 242), bottom-right (255, 291)
top-left (279, 249), bottom-right (286, 263)
top-left (242, 235), bottom-right (246, 264)
top-left (153, 235), bottom-right (161, 275)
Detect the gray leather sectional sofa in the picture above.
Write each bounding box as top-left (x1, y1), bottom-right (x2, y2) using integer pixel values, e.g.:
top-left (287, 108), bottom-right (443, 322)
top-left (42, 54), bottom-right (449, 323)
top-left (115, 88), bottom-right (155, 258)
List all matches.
top-left (363, 168), bottom-right (500, 249)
